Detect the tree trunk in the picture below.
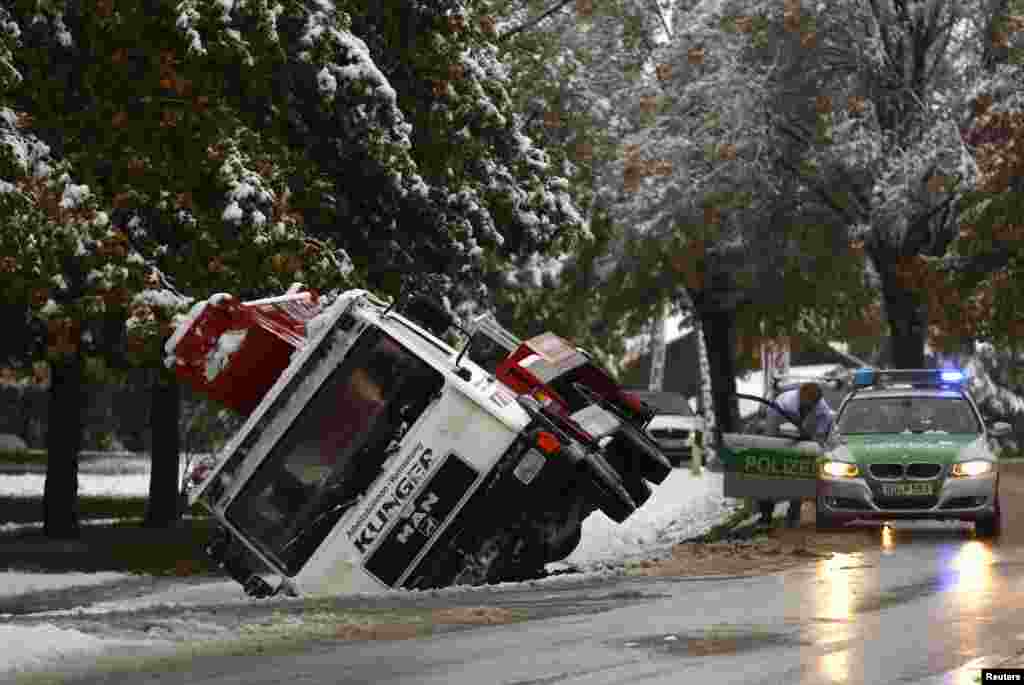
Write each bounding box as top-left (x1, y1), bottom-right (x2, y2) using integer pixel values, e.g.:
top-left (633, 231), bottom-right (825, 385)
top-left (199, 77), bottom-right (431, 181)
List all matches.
top-left (43, 352), bottom-right (84, 539)
top-left (145, 373), bottom-right (182, 528)
top-left (880, 275), bottom-right (928, 369)
top-left (699, 307), bottom-right (741, 435)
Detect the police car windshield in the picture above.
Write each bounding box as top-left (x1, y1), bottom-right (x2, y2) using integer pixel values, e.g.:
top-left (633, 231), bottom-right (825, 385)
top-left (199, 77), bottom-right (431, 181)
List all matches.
top-left (837, 396), bottom-right (980, 435)
top-left (226, 327), bottom-right (444, 575)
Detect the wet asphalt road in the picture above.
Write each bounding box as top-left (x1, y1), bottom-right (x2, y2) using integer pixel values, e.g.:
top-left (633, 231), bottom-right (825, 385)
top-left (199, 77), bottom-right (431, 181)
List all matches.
top-left (64, 466), bottom-right (1024, 685)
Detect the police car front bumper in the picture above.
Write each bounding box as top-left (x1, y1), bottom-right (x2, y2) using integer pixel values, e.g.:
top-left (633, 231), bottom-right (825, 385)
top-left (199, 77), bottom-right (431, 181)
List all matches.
top-left (818, 472), bottom-right (998, 521)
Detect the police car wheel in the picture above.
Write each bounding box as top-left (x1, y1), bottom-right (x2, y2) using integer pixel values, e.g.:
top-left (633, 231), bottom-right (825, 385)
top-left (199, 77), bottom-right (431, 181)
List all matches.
top-left (974, 494), bottom-right (1001, 539)
top-left (815, 499), bottom-right (844, 531)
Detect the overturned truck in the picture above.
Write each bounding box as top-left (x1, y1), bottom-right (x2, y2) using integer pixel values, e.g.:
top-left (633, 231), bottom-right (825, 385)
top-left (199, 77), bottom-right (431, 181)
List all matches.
top-left (170, 286), bottom-right (671, 597)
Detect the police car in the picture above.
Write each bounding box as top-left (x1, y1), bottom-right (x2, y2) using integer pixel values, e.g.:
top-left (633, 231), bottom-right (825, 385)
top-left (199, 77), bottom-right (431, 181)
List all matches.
top-left (817, 368), bottom-right (1011, 537)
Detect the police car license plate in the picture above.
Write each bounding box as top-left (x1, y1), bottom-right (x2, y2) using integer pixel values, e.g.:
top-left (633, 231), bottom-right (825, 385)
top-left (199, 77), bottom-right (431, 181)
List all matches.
top-left (881, 482), bottom-right (933, 497)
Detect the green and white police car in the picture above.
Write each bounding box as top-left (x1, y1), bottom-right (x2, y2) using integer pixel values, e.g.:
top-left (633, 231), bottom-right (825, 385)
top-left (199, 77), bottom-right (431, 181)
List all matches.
top-left (817, 368), bottom-right (1011, 538)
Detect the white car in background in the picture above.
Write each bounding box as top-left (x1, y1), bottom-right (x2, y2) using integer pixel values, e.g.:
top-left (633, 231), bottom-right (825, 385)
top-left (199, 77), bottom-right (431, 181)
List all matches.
top-left (627, 390), bottom-right (705, 466)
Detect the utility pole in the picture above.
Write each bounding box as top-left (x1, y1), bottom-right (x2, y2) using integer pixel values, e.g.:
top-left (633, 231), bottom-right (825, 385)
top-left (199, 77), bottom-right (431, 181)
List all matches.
top-left (695, 315), bottom-right (715, 442)
top-left (648, 303), bottom-right (667, 392)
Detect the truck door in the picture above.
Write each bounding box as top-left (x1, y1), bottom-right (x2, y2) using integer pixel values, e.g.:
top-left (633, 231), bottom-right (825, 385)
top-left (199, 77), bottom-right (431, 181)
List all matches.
top-left (717, 394), bottom-right (822, 500)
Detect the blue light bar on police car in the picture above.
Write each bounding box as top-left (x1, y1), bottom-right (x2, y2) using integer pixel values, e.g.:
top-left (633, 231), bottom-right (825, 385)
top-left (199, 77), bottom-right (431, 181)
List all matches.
top-left (852, 368), bottom-right (966, 389)
top-left (853, 368), bottom-right (875, 388)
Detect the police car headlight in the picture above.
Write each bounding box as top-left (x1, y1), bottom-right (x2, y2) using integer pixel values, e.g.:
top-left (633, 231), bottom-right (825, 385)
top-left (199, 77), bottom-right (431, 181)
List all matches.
top-left (950, 460), bottom-right (993, 478)
top-left (820, 461), bottom-right (859, 478)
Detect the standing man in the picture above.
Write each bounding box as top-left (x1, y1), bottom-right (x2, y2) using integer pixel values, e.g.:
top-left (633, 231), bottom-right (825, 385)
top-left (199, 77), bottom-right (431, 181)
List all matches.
top-left (757, 382), bottom-right (836, 527)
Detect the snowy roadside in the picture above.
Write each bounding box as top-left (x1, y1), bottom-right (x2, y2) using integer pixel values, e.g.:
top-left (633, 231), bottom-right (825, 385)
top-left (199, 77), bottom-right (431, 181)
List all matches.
top-left (0, 465), bottom-right (738, 679)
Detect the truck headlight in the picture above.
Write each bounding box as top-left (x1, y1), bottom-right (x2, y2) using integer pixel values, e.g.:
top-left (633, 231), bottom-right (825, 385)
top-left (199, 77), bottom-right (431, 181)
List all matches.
top-left (950, 460), bottom-right (994, 477)
top-left (820, 461), bottom-right (859, 478)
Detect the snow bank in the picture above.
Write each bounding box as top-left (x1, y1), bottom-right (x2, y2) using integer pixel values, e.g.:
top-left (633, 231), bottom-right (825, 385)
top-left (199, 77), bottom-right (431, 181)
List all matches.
top-left (0, 518), bottom-right (141, 534)
top-left (0, 572), bottom-right (131, 598)
top-left (0, 624), bottom-right (149, 675)
top-left (555, 469), bottom-right (738, 572)
top-left (0, 473), bottom-right (151, 498)
top-left (38, 580), bottom-right (250, 617)
top-left (0, 454), bottom-right (199, 501)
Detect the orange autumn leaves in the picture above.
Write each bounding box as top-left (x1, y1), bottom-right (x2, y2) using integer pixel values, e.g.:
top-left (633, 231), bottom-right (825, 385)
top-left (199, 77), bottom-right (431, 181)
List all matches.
top-left (893, 254), bottom-right (1014, 351)
top-left (109, 48), bottom-right (204, 130)
top-left (622, 144), bottom-right (672, 193)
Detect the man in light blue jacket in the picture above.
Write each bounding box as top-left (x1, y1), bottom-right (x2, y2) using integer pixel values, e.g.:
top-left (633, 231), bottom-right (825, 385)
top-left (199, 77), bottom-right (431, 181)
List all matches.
top-left (758, 383), bottom-right (836, 527)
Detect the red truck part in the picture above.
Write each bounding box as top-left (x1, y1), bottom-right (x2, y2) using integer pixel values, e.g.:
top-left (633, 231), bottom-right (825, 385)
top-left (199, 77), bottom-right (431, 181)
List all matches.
top-left (165, 288), bottom-right (321, 414)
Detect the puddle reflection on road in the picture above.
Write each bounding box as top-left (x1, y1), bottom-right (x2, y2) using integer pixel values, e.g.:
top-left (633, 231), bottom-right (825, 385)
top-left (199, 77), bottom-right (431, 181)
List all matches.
top-left (950, 541), bottom-right (994, 595)
top-left (944, 540), bottom-right (996, 660)
top-left (881, 525), bottom-right (895, 553)
top-left (817, 554), bottom-right (857, 621)
top-left (813, 553), bottom-right (864, 683)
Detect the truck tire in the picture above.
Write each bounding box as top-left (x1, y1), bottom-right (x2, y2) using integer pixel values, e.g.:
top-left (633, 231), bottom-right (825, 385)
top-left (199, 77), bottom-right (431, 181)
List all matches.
top-left (514, 396), bottom-right (636, 524)
top-left (545, 520), bottom-right (583, 562)
top-left (451, 534), bottom-right (508, 586)
top-left (580, 449), bottom-right (637, 523)
top-left (566, 382), bottom-right (672, 484)
top-left (622, 474), bottom-right (652, 509)
top-left (609, 422), bottom-right (673, 485)
top-left (451, 530), bottom-right (547, 585)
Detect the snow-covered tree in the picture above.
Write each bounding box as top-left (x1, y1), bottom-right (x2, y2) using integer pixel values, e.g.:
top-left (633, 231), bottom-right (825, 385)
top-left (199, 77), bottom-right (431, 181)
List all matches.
top-left (0, 0), bottom-right (587, 535)
top-left (739, 0), bottom-right (1023, 369)
top-left (468, 0), bottom-right (671, 364)
top-left (594, 0), bottom-right (877, 429)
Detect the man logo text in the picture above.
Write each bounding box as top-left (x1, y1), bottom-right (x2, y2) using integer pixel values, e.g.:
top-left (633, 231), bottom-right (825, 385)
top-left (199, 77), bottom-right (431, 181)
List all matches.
top-left (352, 447), bottom-right (434, 553)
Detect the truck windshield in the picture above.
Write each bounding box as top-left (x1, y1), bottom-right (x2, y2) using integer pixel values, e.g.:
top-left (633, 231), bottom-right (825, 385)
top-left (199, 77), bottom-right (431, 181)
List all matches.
top-left (226, 327), bottom-right (444, 576)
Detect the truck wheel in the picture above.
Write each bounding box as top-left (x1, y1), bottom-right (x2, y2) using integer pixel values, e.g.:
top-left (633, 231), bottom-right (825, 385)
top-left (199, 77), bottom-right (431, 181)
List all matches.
top-left (608, 422), bottom-right (673, 485)
top-left (546, 520), bottom-right (583, 562)
top-left (566, 384), bottom-right (672, 484)
top-left (452, 531), bottom-right (546, 585)
top-left (622, 474), bottom-right (652, 509)
top-left (515, 398), bottom-right (636, 524)
top-left (451, 534), bottom-right (507, 586)
top-left (581, 450), bottom-right (637, 523)
top-left (974, 494), bottom-right (1001, 540)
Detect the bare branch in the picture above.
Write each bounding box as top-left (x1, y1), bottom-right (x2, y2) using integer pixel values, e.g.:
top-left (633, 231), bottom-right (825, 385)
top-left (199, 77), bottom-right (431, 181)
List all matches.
top-left (499, 0), bottom-right (576, 42)
top-left (647, 0), bottom-right (673, 41)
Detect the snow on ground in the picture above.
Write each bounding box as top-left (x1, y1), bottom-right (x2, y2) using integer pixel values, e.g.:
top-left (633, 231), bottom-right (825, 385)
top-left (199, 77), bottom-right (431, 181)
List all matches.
top-left (0, 457), bottom-right (737, 677)
top-left (0, 454), bottom-right (199, 499)
top-left (35, 579), bottom-right (252, 617)
top-left (0, 572), bottom-right (162, 677)
top-left (0, 571), bottom-right (131, 597)
top-left (555, 469), bottom-right (737, 572)
top-left (0, 624), bottom-right (159, 675)
top-left (0, 472), bottom-right (151, 498)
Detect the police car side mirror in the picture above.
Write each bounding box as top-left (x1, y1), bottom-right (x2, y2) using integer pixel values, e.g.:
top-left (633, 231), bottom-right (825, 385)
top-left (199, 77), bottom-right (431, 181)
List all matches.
top-left (778, 422), bottom-right (802, 439)
top-left (989, 421), bottom-right (1012, 438)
